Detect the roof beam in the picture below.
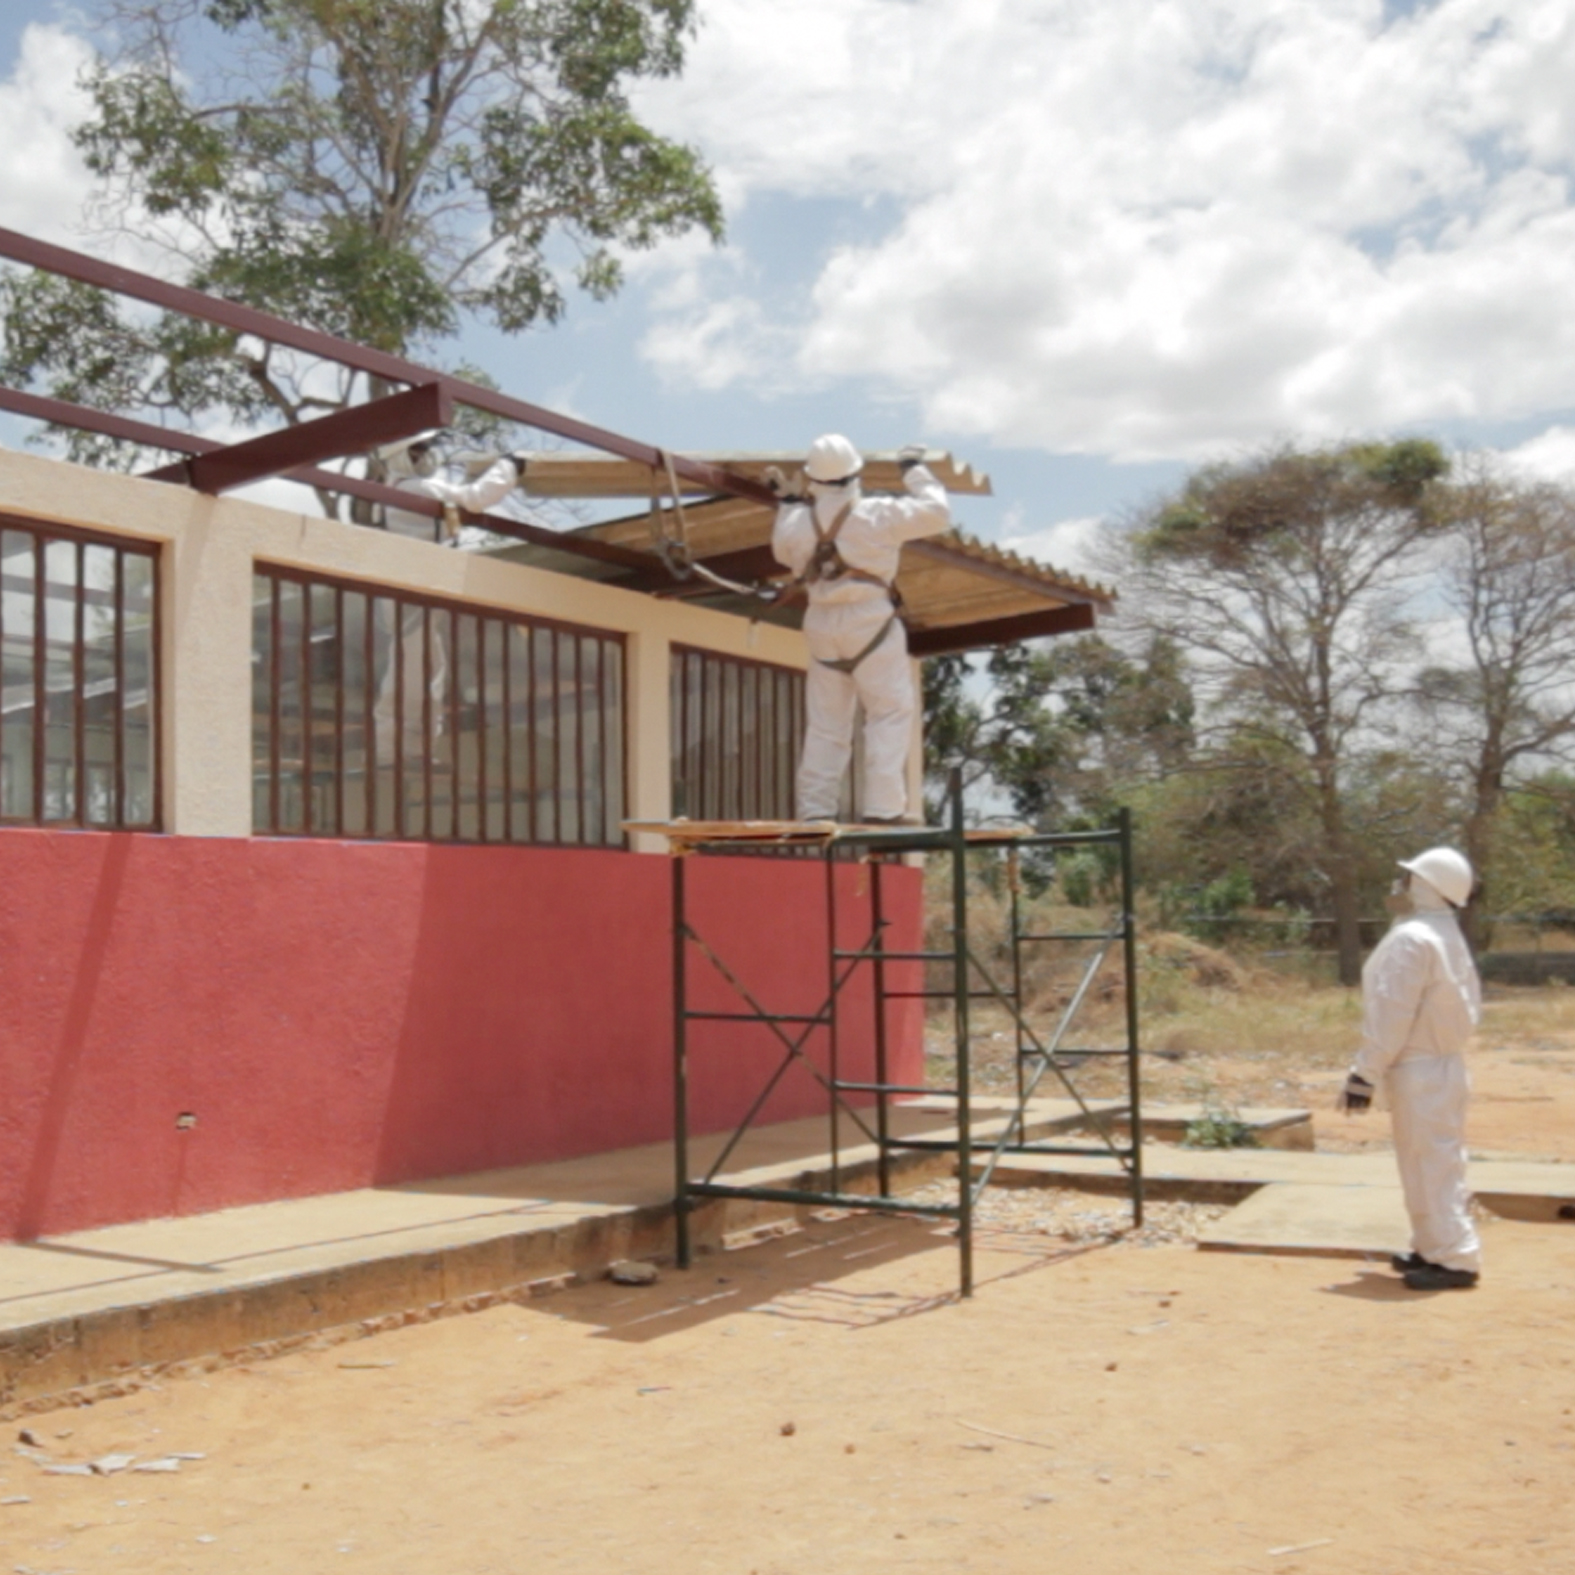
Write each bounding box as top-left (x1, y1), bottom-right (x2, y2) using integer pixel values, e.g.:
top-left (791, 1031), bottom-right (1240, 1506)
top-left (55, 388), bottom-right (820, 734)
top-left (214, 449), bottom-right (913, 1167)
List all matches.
top-left (0, 226), bottom-right (774, 506)
top-left (142, 382), bottom-right (452, 493)
top-left (906, 603), bottom-right (1098, 656)
top-left (0, 381), bottom-right (654, 573)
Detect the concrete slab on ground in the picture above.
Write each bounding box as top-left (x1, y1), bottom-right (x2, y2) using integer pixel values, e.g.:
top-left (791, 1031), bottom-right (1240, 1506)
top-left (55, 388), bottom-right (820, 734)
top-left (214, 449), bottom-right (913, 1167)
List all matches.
top-left (988, 1142), bottom-right (1575, 1209)
top-left (906, 1095), bottom-right (1315, 1149)
top-left (1197, 1183), bottom-right (1412, 1259)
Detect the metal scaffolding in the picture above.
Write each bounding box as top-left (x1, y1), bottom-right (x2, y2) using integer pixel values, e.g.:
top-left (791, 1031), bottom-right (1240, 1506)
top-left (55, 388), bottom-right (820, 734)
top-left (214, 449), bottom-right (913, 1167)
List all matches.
top-left (635, 778), bottom-right (1144, 1297)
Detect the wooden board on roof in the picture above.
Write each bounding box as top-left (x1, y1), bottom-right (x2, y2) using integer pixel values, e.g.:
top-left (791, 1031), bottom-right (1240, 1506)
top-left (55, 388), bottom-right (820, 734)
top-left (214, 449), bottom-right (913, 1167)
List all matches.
top-left (515, 450), bottom-right (992, 499)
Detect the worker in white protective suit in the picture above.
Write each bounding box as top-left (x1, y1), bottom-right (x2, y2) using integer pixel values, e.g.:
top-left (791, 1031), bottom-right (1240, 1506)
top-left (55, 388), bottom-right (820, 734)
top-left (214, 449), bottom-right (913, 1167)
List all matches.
top-left (768, 434), bottom-right (950, 822)
top-left (1338, 847), bottom-right (1482, 1291)
top-left (372, 432), bottom-right (526, 760)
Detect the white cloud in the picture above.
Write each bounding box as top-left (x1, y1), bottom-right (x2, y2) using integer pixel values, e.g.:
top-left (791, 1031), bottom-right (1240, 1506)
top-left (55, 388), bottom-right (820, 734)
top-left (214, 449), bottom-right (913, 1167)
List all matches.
top-left (637, 0), bottom-right (1575, 461)
top-left (0, 24), bottom-right (97, 243)
top-left (1498, 424), bottom-right (1575, 484)
top-left (1001, 514), bottom-right (1106, 580)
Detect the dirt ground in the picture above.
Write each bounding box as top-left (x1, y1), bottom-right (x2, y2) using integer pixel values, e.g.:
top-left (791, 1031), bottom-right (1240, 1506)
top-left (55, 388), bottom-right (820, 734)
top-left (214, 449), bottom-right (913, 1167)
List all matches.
top-left (5, 989), bottom-right (1575, 1574)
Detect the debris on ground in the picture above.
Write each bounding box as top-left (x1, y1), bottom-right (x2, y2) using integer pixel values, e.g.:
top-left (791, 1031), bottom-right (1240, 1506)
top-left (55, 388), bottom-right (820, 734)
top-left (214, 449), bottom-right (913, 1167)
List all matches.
top-left (608, 1260), bottom-right (660, 1286)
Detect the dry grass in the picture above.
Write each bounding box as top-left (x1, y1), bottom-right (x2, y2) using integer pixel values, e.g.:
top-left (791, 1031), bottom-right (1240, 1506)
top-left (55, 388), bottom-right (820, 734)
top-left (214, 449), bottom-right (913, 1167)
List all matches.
top-left (922, 868), bottom-right (1575, 1126)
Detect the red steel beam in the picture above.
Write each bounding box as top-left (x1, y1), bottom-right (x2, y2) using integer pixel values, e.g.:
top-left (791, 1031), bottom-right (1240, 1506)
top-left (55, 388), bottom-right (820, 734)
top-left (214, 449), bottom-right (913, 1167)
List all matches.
top-left (0, 381), bottom-right (655, 572)
top-left (143, 381), bottom-right (452, 493)
top-left (0, 225), bottom-right (775, 506)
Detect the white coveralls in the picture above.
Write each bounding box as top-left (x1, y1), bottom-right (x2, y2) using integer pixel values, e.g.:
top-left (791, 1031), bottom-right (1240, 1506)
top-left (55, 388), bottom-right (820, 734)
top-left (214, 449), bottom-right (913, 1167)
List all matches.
top-left (771, 465), bottom-right (950, 820)
top-left (1353, 886), bottom-right (1483, 1274)
top-left (374, 457), bottom-right (520, 760)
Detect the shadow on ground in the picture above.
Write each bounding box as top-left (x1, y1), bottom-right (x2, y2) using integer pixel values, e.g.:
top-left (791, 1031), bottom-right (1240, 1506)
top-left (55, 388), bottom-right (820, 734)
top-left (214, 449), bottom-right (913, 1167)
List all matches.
top-left (541, 1212), bottom-right (1114, 1344)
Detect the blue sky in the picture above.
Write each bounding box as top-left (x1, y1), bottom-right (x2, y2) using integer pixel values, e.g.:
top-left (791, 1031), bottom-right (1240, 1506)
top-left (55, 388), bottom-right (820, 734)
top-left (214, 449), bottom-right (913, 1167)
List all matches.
top-left (3, 1), bottom-right (1575, 574)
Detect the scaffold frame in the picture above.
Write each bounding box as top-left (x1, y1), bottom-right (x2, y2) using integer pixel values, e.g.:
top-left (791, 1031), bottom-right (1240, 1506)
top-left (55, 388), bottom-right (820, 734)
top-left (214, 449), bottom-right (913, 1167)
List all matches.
top-left (630, 777), bottom-right (1144, 1297)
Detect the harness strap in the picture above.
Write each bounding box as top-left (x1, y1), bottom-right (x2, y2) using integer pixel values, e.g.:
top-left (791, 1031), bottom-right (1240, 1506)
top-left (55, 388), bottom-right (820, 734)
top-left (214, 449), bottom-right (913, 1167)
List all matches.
top-left (815, 613), bottom-right (900, 676)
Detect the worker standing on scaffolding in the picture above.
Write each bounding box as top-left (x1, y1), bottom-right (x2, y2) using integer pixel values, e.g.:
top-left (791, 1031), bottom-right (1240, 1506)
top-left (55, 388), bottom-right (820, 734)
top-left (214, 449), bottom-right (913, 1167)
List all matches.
top-left (769, 435), bottom-right (950, 823)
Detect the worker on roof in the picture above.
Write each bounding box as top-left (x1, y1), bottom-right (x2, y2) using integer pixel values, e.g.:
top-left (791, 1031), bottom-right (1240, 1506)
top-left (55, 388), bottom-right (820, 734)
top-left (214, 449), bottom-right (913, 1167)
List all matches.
top-left (768, 434), bottom-right (950, 823)
top-left (1338, 847), bottom-right (1483, 1291)
top-left (370, 431), bottom-right (527, 761)
top-left (376, 429), bottom-right (526, 545)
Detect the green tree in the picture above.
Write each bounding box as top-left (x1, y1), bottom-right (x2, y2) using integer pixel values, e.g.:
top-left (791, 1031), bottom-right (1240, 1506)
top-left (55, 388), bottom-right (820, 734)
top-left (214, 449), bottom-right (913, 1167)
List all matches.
top-left (921, 634), bottom-right (1194, 828)
top-left (1414, 465), bottom-right (1575, 944)
top-left (1123, 439), bottom-right (1450, 985)
top-left (0, 0), bottom-right (722, 496)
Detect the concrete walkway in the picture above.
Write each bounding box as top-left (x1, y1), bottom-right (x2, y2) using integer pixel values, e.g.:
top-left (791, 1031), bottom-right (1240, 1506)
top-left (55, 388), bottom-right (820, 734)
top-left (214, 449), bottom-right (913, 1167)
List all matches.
top-left (9, 1094), bottom-right (1571, 1414)
top-left (0, 1098), bottom-right (1104, 1413)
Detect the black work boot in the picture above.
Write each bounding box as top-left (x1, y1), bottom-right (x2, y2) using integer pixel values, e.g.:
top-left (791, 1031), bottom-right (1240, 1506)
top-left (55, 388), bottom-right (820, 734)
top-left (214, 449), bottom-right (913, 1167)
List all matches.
top-left (1402, 1262), bottom-right (1479, 1291)
top-left (1390, 1251), bottom-right (1430, 1273)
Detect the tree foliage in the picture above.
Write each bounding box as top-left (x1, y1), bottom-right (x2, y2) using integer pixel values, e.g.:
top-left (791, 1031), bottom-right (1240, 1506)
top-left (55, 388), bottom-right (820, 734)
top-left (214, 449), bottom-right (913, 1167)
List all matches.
top-left (1124, 439), bottom-right (1450, 983)
top-left (0, 0), bottom-right (722, 482)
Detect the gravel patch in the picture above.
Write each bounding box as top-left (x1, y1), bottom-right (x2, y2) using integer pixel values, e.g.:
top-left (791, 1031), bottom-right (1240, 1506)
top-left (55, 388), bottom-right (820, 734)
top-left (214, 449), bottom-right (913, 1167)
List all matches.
top-left (899, 1180), bottom-right (1232, 1248)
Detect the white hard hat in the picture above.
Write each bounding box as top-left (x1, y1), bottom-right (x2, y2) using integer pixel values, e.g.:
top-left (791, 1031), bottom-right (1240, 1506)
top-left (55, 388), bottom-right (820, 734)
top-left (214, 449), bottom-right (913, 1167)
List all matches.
top-left (804, 433), bottom-right (863, 485)
top-left (1398, 847), bottom-right (1474, 908)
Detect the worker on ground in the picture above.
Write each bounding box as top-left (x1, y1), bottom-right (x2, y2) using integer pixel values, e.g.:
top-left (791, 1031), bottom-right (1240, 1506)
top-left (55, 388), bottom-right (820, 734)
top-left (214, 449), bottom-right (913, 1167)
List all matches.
top-left (767, 434), bottom-right (950, 823)
top-left (371, 432), bottom-right (526, 760)
top-left (1338, 848), bottom-right (1482, 1291)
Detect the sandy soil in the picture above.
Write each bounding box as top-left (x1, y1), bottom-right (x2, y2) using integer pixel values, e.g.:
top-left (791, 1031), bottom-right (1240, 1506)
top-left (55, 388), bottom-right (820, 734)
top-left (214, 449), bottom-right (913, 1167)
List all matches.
top-left (5, 1000), bottom-right (1575, 1573)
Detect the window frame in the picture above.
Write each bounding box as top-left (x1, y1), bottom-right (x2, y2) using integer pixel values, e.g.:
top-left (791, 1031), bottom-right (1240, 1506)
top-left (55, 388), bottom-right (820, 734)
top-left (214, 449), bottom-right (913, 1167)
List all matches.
top-left (670, 643), bottom-right (806, 823)
top-left (0, 511), bottom-right (162, 832)
top-left (252, 561), bottom-right (628, 848)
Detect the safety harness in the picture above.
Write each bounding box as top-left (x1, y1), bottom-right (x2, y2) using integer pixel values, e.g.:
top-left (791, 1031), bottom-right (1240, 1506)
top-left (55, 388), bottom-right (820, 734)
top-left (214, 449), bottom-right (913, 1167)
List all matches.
top-left (792, 497), bottom-right (903, 676)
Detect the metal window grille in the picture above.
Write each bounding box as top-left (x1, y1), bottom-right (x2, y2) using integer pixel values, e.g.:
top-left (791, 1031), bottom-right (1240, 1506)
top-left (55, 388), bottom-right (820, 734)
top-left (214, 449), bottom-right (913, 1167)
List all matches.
top-left (251, 567), bottom-right (626, 845)
top-left (670, 645), bottom-right (807, 821)
top-left (0, 517), bottom-right (160, 829)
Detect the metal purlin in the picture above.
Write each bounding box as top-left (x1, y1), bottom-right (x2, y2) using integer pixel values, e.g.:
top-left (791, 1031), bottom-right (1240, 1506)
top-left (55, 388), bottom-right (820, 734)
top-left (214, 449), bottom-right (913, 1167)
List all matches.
top-left (668, 777), bottom-right (1143, 1297)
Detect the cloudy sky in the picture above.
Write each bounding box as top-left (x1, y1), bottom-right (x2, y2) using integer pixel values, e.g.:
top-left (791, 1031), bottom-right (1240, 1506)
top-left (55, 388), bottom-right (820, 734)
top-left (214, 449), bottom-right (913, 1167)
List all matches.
top-left (2, 0), bottom-right (1574, 572)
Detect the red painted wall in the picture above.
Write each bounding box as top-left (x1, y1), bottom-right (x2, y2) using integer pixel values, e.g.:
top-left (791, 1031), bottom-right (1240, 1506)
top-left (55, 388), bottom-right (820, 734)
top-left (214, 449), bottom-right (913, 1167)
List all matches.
top-left (0, 829), bottom-right (922, 1242)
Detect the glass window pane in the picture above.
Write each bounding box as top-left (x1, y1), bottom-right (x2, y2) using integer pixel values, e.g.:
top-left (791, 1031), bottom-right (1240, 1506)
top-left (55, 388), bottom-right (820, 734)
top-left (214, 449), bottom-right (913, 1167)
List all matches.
top-left (341, 591), bottom-right (369, 837)
top-left (370, 595), bottom-right (400, 837)
top-left (121, 549), bottom-right (157, 827)
top-left (399, 603), bottom-right (430, 838)
top-left (41, 538), bottom-right (80, 821)
top-left (701, 657), bottom-right (720, 820)
top-left (604, 640), bottom-right (624, 843)
top-left (427, 606), bottom-right (454, 840)
top-left (1, 530), bottom-right (36, 820)
top-left (79, 544), bottom-right (118, 826)
top-left (739, 664), bottom-right (758, 818)
top-left (580, 635), bottom-right (603, 845)
top-left (454, 613), bottom-right (480, 841)
top-left (758, 668), bottom-right (778, 819)
top-left (483, 619), bottom-right (507, 843)
top-left (252, 574), bottom-right (274, 830)
top-left (275, 577), bottom-right (305, 832)
top-left (532, 626), bottom-right (556, 843)
top-left (508, 623), bottom-right (532, 841)
top-left (557, 629), bottom-right (580, 844)
top-left (309, 582), bottom-right (339, 836)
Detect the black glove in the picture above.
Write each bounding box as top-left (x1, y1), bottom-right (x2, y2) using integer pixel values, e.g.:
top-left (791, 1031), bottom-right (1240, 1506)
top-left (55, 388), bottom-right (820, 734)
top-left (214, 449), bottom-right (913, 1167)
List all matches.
top-left (509, 452), bottom-right (529, 480)
top-left (1337, 1072), bottom-right (1374, 1114)
top-left (896, 444), bottom-right (928, 474)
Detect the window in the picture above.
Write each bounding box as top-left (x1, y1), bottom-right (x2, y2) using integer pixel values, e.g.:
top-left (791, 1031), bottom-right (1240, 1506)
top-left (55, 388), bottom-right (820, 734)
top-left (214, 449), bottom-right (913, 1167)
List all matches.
top-left (0, 519), bottom-right (159, 829)
top-left (251, 568), bottom-right (625, 845)
top-left (670, 646), bottom-right (805, 821)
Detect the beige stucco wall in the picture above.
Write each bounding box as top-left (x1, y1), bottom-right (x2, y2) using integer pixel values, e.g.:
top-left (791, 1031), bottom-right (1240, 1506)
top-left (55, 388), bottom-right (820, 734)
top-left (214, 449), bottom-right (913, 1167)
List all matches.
top-left (0, 449), bottom-right (923, 847)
